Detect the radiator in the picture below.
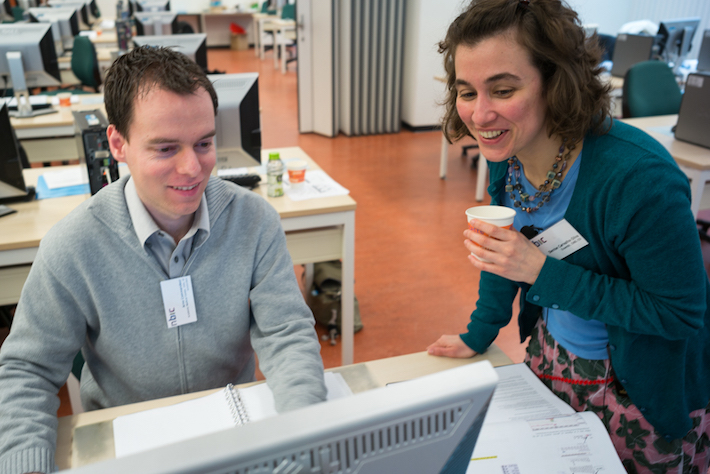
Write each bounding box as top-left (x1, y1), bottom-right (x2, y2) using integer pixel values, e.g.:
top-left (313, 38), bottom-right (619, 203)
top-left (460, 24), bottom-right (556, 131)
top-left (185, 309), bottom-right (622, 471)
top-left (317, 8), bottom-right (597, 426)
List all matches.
top-left (338, 0), bottom-right (406, 136)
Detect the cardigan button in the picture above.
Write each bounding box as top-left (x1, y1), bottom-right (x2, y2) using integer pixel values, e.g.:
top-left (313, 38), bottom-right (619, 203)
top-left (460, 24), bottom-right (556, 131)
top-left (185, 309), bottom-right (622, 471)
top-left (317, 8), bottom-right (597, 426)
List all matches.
top-left (609, 344), bottom-right (617, 351)
top-left (664, 435), bottom-right (673, 442)
top-left (551, 304), bottom-right (560, 309)
top-left (639, 407), bottom-right (646, 413)
top-left (621, 379), bottom-right (628, 385)
top-left (532, 295), bottom-right (540, 302)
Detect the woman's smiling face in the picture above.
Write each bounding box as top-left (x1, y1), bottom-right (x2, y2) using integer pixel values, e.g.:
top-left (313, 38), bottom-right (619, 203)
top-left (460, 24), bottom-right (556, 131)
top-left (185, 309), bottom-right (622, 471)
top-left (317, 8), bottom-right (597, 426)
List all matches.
top-left (454, 30), bottom-right (550, 163)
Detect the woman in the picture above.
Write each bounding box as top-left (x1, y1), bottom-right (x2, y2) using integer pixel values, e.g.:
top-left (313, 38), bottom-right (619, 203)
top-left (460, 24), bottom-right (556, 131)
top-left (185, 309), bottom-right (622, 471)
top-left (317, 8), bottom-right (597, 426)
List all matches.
top-left (426, 0), bottom-right (710, 472)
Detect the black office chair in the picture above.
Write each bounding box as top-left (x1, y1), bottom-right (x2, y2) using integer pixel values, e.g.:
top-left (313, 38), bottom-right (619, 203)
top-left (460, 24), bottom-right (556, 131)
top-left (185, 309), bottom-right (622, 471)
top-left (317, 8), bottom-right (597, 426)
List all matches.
top-left (176, 21), bottom-right (194, 34)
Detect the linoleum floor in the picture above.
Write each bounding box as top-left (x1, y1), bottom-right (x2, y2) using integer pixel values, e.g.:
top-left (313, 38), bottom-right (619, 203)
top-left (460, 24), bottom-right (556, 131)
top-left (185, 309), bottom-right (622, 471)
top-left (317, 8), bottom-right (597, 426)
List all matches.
top-left (205, 47), bottom-right (528, 369)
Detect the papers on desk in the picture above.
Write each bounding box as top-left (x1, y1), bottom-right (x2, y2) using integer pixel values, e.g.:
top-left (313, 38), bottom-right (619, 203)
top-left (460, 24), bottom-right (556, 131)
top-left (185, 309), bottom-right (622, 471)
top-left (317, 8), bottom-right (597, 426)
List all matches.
top-left (112, 372), bottom-right (353, 458)
top-left (35, 168), bottom-right (89, 199)
top-left (467, 364), bottom-right (625, 473)
top-left (284, 170), bottom-right (350, 201)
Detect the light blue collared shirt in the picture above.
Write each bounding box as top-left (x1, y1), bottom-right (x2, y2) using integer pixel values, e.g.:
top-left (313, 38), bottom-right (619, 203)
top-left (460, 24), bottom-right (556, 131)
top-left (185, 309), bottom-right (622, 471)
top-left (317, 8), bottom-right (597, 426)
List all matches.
top-left (124, 177), bottom-right (210, 278)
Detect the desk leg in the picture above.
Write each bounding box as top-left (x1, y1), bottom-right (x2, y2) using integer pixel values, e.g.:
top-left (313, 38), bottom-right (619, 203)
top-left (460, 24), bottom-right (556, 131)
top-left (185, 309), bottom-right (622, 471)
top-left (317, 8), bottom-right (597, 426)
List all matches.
top-left (680, 166), bottom-right (707, 220)
top-left (476, 153), bottom-right (487, 202)
top-left (340, 211), bottom-right (355, 366)
top-left (253, 17), bottom-right (260, 57)
top-left (439, 133), bottom-right (448, 179)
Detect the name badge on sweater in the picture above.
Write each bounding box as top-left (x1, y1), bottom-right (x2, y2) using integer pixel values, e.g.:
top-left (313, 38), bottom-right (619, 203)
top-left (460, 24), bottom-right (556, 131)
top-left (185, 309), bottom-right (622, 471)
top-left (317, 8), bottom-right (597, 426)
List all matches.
top-left (530, 219), bottom-right (588, 260)
top-left (160, 276), bottom-right (198, 328)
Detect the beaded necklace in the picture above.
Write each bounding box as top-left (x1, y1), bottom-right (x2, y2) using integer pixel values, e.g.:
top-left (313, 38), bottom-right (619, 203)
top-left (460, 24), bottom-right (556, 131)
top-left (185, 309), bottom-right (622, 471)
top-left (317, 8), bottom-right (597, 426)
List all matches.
top-left (505, 141), bottom-right (573, 213)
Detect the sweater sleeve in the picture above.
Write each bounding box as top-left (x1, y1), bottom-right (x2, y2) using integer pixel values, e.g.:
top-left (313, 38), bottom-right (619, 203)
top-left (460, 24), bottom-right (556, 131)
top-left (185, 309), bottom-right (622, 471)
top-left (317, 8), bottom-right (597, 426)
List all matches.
top-left (528, 149), bottom-right (706, 339)
top-left (459, 271), bottom-right (521, 354)
top-left (0, 249), bottom-right (88, 474)
top-left (246, 205), bottom-right (327, 412)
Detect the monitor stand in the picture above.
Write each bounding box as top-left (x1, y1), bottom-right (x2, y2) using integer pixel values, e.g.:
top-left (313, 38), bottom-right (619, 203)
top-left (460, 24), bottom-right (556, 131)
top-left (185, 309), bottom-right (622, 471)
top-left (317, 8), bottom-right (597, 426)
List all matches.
top-left (0, 185), bottom-right (36, 204)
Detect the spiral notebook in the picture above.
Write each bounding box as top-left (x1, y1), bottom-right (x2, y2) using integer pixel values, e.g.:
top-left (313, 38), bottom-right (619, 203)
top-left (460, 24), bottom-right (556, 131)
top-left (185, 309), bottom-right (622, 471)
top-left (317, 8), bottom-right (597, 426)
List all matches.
top-left (112, 372), bottom-right (352, 458)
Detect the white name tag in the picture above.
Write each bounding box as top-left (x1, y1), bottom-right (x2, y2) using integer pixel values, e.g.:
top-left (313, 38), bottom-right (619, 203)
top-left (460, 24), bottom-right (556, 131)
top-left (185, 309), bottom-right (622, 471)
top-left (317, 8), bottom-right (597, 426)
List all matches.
top-left (530, 219), bottom-right (589, 260)
top-left (160, 276), bottom-right (198, 328)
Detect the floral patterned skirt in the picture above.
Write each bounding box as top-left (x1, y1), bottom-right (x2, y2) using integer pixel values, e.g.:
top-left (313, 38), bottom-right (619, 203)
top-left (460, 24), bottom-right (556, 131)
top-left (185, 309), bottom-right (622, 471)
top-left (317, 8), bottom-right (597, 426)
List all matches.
top-left (524, 319), bottom-right (710, 474)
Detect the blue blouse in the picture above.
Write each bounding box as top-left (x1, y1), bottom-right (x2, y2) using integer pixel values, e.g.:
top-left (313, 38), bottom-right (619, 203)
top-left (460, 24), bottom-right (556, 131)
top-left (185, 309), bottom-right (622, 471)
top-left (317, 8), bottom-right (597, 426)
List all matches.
top-left (501, 148), bottom-right (610, 359)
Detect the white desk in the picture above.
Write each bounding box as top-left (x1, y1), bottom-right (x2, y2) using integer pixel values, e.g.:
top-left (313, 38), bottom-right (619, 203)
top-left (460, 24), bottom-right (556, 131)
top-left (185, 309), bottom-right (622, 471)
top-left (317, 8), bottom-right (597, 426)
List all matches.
top-left (622, 114), bottom-right (710, 219)
top-left (56, 348), bottom-right (513, 470)
top-left (0, 147), bottom-right (357, 365)
top-left (9, 94), bottom-right (106, 163)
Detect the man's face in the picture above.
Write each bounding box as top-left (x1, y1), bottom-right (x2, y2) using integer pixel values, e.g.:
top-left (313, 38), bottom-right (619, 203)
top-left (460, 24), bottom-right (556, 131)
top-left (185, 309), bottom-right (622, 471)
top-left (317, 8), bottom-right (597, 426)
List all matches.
top-left (107, 86), bottom-right (216, 233)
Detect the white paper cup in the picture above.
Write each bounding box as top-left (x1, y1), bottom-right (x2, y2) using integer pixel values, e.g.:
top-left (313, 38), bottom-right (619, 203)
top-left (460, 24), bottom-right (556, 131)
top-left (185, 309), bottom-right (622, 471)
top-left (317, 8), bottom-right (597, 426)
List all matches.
top-left (286, 159), bottom-right (307, 188)
top-left (57, 92), bottom-right (72, 107)
top-left (465, 205), bottom-right (516, 262)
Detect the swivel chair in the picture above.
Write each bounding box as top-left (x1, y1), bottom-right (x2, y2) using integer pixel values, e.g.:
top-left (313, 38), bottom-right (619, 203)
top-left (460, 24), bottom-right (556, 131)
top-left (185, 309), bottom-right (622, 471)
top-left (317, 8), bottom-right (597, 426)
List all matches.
top-left (43, 35), bottom-right (101, 95)
top-left (622, 60), bottom-right (681, 118)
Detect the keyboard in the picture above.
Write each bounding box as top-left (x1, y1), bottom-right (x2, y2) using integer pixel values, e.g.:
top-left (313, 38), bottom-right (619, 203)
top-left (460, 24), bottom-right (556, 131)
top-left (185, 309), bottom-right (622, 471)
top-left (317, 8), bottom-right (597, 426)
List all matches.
top-left (220, 174), bottom-right (262, 189)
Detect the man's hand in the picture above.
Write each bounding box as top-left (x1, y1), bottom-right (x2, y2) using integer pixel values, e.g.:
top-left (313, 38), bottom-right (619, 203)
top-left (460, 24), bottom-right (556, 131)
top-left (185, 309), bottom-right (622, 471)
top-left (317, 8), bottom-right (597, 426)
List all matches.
top-left (427, 335), bottom-right (476, 358)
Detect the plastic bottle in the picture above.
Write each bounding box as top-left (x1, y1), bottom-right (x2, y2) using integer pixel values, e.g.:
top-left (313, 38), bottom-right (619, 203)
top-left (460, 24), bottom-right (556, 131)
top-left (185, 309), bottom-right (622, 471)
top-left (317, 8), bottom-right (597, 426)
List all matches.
top-left (266, 152), bottom-right (284, 197)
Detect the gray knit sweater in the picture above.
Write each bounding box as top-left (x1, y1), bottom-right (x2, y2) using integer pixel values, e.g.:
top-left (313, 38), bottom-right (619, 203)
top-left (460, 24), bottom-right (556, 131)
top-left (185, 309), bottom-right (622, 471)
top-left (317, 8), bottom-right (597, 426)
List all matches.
top-left (0, 175), bottom-right (327, 474)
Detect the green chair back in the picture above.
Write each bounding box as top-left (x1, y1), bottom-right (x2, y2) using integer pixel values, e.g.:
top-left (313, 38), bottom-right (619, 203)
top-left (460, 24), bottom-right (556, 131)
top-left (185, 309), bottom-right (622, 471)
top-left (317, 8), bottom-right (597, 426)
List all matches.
top-left (11, 6), bottom-right (23, 22)
top-left (70, 35), bottom-right (101, 91)
top-left (622, 60), bottom-right (682, 118)
top-left (281, 3), bottom-right (295, 20)
top-left (72, 351), bottom-right (85, 381)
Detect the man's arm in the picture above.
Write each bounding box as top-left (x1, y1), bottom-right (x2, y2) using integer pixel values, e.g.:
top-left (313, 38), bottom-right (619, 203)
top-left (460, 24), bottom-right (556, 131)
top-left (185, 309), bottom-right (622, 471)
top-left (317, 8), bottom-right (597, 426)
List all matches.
top-left (247, 209), bottom-right (327, 412)
top-left (0, 251), bottom-right (86, 474)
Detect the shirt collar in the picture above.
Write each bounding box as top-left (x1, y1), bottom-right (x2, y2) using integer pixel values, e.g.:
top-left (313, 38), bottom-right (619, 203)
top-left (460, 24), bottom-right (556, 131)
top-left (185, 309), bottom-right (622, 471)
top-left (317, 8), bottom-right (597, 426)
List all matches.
top-left (125, 177), bottom-right (210, 247)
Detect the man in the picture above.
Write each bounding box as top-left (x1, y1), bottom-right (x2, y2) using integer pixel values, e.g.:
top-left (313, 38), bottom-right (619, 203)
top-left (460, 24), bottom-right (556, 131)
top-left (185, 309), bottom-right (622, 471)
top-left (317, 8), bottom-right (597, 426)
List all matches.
top-left (0, 47), bottom-right (326, 474)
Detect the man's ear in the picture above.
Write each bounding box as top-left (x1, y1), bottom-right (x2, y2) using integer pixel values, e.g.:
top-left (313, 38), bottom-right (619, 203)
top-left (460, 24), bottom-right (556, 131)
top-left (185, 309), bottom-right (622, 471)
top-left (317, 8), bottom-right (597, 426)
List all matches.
top-left (106, 124), bottom-right (128, 164)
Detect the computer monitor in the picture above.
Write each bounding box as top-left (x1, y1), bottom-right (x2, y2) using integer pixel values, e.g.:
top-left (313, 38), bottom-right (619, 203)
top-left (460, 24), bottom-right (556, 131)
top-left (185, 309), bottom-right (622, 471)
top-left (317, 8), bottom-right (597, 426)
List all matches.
top-left (0, 102), bottom-right (34, 203)
top-left (134, 0), bottom-right (169, 12)
top-left (133, 11), bottom-right (177, 36)
top-left (132, 33), bottom-right (207, 70)
top-left (65, 362), bottom-right (498, 474)
top-left (209, 73), bottom-right (262, 171)
top-left (28, 6), bottom-right (79, 52)
top-left (696, 29), bottom-right (710, 72)
top-left (657, 17), bottom-right (701, 68)
top-left (610, 33), bottom-right (654, 78)
top-left (47, 0), bottom-right (91, 29)
top-left (0, 23), bottom-right (61, 117)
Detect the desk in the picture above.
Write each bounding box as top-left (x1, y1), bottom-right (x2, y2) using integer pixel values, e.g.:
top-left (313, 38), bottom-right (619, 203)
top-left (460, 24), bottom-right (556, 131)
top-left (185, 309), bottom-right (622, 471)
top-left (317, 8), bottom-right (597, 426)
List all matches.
top-left (0, 147), bottom-right (357, 364)
top-left (9, 94), bottom-right (106, 163)
top-left (622, 114), bottom-right (710, 219)
top-left (56, 348), bottom-right (513, 470)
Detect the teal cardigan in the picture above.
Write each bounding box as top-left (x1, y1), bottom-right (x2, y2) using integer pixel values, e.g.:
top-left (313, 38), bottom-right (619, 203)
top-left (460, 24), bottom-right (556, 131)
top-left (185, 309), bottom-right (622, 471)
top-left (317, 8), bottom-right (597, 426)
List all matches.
top-left (460, 119), bottom-right (710, 440)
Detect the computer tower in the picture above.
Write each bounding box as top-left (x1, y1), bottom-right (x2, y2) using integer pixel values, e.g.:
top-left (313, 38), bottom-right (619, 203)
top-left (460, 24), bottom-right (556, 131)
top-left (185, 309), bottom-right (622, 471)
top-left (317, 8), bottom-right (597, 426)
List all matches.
top-left (73, 110), bottom-right (119, 195)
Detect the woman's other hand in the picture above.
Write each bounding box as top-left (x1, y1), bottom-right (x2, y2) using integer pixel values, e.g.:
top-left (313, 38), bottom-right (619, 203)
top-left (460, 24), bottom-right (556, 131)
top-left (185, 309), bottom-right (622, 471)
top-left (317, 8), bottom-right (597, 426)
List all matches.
top-left (427, 335), bottom-right (477, 358)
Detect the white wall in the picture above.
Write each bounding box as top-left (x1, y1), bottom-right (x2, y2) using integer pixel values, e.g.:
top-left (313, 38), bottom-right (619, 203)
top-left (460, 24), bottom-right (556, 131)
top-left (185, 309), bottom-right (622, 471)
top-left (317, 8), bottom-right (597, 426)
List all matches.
top-left (400, 0), bottom-right (465, 128)
top-left (401, 0), bottom-right (710, 129)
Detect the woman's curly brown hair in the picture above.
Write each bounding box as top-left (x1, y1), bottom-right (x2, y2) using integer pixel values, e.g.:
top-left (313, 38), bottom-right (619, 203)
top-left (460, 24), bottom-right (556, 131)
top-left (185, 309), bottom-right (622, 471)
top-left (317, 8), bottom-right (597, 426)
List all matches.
top-left (440, 0), bottom-right (612, 145)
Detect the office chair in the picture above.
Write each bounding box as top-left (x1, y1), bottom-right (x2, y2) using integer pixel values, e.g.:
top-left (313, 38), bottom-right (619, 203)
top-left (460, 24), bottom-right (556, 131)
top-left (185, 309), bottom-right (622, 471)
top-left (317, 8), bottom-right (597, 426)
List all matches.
top-left (277, 4), bottom-right (297, 71)
top-left (11, 6), bottom-right (23, 22)
top-left (43, 36), bottom-right (101, 95)
top-left (622, 60), bottom-right (681, 118)
top-left (67, 351), bottom-right (85, 414)
top-left (176, 21), bottom-right (194, 34)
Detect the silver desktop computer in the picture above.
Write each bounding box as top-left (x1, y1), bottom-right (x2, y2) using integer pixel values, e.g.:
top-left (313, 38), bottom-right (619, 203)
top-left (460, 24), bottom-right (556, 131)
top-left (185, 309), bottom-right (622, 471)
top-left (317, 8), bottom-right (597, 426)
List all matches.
top-left (209, 72), bottom-right (262, 171)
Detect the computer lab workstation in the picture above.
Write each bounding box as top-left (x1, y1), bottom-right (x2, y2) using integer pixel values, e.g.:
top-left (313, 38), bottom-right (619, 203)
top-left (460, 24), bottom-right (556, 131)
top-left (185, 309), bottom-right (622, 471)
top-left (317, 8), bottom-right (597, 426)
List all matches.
top-left (2, 2), bottom-right (710, 473)
top-left (601, 18), bottom-right (710, 219)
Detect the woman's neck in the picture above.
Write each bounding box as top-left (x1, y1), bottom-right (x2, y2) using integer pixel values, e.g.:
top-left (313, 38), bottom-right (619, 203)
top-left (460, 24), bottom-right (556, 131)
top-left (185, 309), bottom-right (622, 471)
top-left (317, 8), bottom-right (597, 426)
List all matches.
top-left (517, 136), bottom-right (583, 189)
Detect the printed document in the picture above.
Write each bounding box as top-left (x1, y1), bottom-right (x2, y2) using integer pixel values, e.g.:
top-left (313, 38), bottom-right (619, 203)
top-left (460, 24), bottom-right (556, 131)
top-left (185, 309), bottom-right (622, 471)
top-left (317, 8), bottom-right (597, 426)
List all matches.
top-left (467, 364), bottom-right (625, 473)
